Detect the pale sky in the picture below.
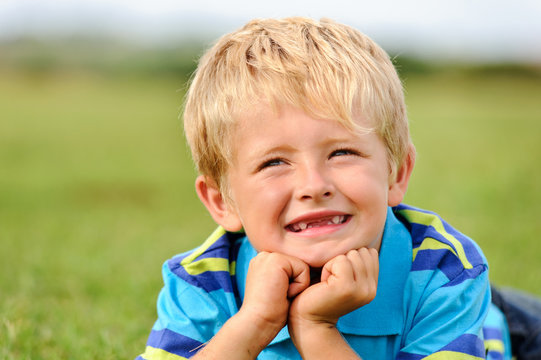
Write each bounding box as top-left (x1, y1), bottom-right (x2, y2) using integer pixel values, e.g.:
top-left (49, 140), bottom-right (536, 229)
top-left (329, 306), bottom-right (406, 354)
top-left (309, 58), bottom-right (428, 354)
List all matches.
top-left (1, 0), bottom-right (540, 62)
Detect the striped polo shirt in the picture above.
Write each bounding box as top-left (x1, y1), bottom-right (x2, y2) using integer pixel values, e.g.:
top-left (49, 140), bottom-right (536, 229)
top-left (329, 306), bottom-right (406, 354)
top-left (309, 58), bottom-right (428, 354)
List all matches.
top-left (136, 204), bottom-right (510, 359)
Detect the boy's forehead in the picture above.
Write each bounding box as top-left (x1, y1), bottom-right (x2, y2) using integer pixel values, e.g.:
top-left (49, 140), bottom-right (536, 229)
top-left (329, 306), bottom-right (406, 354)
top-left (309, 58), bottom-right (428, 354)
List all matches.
top-left (229, 104), bottom-right (376, 154)
top-left (232, 101), bottom-right (375, 135)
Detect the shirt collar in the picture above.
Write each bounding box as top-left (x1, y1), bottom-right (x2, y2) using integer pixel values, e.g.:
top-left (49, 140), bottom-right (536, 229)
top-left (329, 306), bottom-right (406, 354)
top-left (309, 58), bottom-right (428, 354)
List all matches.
top-left (235, 207), bottom-right (412, 343)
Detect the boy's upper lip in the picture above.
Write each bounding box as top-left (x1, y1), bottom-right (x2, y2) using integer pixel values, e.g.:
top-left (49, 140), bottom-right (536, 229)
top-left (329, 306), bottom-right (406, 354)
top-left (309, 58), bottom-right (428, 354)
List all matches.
top-left (285, 210), bottom-right (350, 228)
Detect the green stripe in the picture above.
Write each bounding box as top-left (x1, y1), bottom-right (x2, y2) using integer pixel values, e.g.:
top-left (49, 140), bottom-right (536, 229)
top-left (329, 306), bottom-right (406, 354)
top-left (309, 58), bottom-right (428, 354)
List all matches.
top-left (179, 226), bottom-right (236, 276)
top-left (181, 226), bottom-right (226, 266)
top-left (182, 257), bottom-right (232, 276)
top-left (141, 346), bottom-right (189, 360)
top-left (485, 339), bottom-right (505, 353)
top-left (412, 237), bottom-right (459, 262)
top-left (424, 351), bottom-right (483, 360)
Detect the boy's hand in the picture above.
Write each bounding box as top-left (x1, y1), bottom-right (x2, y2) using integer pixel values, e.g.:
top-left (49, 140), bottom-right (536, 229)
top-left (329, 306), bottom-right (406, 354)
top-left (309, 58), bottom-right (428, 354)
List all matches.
top-left (237, 252), bottom-right (311, 343)
top-left (288, 248), bottom-right (379, 357)
top-left (291, 248), bottom-right (379, 324)
top-left (193, 252), bottom-right (310, 360)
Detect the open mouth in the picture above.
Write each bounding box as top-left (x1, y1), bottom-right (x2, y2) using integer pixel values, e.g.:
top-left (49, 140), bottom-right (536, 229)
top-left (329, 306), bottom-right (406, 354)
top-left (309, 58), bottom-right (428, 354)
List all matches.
top-left (286, 215), bottom-right (350, 233)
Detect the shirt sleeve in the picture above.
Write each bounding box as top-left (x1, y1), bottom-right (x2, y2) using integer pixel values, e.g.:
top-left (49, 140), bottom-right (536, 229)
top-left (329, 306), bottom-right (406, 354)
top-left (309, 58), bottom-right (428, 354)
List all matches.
top-left (136, 258), bottom-right (236, 360)
top-left (393, 205), bottom-right (506, 359)
top-left (484, 303), bottom-right (512, 360)
top-left (397, 262), bottom-right (491, 360)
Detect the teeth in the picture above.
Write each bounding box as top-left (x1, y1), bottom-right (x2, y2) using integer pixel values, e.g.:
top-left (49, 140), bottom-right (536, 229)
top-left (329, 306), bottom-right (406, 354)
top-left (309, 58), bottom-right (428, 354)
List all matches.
top-left (290, 215), bottom-right (346, 232)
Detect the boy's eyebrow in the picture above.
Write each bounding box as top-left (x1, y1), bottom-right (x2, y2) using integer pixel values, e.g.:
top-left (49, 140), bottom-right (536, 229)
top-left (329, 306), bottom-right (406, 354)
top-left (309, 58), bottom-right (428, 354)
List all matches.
top-left (319, 136), bottom-right (366, 146)
top-left (246, 136), bottom-right (367, 160)
top-left (245, 144), bottom-right (296, 161)
top-left (316, 133), bottom-right (373, 148)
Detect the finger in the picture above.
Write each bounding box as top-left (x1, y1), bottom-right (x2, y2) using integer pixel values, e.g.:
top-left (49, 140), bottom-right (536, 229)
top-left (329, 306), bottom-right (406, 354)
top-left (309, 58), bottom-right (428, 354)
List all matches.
top-left (320, 262), bottom-right (331, 283)
top-left (246, 252), bottom-right (290, 295)
top-left (356, 248), bottom-right (379, 289)
top-left (346, 249), bottom-right (367, 282)
top-left (247, 252), bottom-right (309, 298)
top-left (361, 248), bottom-right (379, 284)
top-left (283, 255), bottom-right (311, 298)
top-left (322, 254), bottom-right (355, 284)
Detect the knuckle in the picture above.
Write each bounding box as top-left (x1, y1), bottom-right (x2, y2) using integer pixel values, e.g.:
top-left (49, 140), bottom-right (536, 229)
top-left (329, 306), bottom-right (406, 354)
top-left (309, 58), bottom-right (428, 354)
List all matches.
top-left (255, 251), bottom-right (270, 259)
top-left (335, 254), bottom-right (348, 263)
top-left (346, 249), bottom-right (360, 260)
top-left (266, 252), bottom-right (283, 262)
top-left (341, 281), bottom-right (358, 294)
top-left (252, 251), bottom-right (267, 262)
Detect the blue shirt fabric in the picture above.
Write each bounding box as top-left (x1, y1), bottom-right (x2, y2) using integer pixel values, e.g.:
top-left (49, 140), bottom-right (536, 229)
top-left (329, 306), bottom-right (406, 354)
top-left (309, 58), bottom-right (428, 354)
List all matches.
top-left (136, 204), bottom-right (511, 359)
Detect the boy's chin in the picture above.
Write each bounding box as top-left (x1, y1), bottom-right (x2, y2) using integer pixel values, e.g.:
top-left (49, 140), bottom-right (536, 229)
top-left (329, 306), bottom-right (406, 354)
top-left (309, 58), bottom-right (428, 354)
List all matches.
top-left (300, 254), bottom-right (333, 269)
top-left (299, 252), bottom-right (335, 269)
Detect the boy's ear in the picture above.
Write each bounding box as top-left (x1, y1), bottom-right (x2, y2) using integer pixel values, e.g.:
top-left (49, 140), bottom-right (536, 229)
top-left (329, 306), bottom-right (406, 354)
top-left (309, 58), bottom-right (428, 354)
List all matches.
top-left (388, 144), bottom-right (416, 207)
top-left (195, 175), bottom-right (243, 232)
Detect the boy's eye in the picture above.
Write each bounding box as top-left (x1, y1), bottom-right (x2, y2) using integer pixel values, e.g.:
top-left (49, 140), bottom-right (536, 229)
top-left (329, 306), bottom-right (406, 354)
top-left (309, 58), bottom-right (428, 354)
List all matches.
top-left (257, 158), bottom-right (286, 171)
top-left (329, 148), bottom-right (359, 158)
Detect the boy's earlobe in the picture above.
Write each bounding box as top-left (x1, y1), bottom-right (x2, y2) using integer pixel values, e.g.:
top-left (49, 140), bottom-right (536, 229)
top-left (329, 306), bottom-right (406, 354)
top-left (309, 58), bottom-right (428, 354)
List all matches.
top-left (388, 145), bottom-right (416, 206)
top-left (195, 175), bottom-right (243, 232)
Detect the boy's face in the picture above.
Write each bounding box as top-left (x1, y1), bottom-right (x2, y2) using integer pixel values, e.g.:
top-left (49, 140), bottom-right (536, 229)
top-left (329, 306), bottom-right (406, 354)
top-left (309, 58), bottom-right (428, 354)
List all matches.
top-left (202, 105), bottom-right (409, 268)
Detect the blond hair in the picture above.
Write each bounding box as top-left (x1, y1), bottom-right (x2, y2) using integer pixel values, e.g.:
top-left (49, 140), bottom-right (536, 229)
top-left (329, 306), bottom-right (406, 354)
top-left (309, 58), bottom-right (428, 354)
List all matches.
top-left (184, 17), bottom-right (411, 192)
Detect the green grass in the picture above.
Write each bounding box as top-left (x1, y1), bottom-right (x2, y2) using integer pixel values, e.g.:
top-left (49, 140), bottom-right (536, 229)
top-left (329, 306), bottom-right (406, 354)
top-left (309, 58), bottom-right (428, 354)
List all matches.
top-left (1, 67), bottom-right (540, 359)
top-left (404, 72), bottom-right (541, 293)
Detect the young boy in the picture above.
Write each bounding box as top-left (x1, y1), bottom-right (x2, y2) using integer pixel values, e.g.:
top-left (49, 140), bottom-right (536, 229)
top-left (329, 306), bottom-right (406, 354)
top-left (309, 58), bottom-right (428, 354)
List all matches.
top-left (137, 17), bottom-right (511, 359)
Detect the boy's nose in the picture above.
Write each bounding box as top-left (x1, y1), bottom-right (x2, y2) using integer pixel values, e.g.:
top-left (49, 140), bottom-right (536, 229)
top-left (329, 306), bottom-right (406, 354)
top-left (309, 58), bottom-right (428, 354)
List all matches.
top-left (295, 165), bottom-right (335, 202)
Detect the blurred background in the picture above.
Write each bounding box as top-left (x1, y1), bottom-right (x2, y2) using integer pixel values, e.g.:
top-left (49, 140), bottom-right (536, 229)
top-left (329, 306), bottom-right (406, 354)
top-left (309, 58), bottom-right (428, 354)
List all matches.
top-left (1, 0), bottom-right (540, 358)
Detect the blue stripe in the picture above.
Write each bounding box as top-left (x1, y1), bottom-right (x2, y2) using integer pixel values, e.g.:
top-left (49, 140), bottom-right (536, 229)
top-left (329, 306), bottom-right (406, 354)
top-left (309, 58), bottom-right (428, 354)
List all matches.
top-left (411, 248), bottom-right (460, 273)
top-left (439, 333), bottom-right (485, 357)
top-left (146, 328), bottom-right (204, 358)
top-left (487, 350), bottom-right (504, 360)
top-left (483, 327), bottom-right (503, 340)
top-left (411, 245), bottom-right (487, 286)
top-left (443, 264), bottom-right (487, 287)
top-left (229, 237), bottom-right (243, 263)
top-left (396, 352), bottom-right (424, 360)
top-left (409, 222), bottom-right (442, 247)
top-left (168, 262), bottom-right (235, 293)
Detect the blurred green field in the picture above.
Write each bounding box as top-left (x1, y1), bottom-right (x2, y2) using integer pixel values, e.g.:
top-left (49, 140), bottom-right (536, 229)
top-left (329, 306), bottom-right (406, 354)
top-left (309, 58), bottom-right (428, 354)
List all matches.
top-left (1, 58), bottom-right (540, 358)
